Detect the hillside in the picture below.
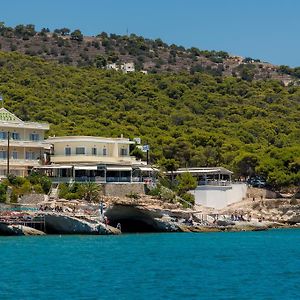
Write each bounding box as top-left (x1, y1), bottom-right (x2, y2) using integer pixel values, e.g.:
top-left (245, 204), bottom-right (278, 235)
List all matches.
top-left (0, 51), bottom-right (300, 189)
top-left (0, 22), bottom-right (298, 84)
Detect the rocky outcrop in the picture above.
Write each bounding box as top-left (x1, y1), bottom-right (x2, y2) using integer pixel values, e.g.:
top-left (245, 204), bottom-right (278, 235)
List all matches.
top-left (282, 211), bottom-right (300, 224)
top-left (246, 187), bottom-right (281, 200)
top-left (44, 213), bottom-right (120, 235)
top-left (0, 223), bottom-right (45, 236)
top-left (18, 194), bottom-right (48, 205)
top-left (221, 197), bottom-right (300, 225)
top-left (105, 202), bottom-right (194, 233)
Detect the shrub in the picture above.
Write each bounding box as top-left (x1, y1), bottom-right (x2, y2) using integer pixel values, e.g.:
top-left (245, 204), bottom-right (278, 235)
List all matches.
top-left (0, 182), bottom-right (7, 203)
top-left (176, 172), bottom-right (197, 195)
top-left (146, 187), bottom-right (160, 197)
top-left (180, 192), bottom-right (195, 206)
top-left (28, 172), bottom-right (52, 194)
top-left (33, 183), bottom-right (43, 194)
top-left (126, 192), bottom-right (140, 200)
top-left (159, 186), bottom-right (176, 202)
top-left (79, 182), bottom-right (101, 202)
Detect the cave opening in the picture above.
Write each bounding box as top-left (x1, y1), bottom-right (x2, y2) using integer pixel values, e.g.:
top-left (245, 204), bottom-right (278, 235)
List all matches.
top-left (109, 218), bottom-right (159, 233)
top-left (105, 206), bottom-right (160, 233)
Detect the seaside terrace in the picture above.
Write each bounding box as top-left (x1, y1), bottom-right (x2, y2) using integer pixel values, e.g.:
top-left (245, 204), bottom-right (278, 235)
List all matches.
top-left (166, 167), bottom-right (233, 186)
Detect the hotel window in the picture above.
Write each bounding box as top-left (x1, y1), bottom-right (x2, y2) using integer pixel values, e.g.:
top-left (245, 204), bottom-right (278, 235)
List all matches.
top-left (120, 148), bottom-right (128, 156)
top-left (0, 132), bottom-right (7, 140)
top-left (11, 132), bottom-right (20, 140)
top-left (0, 151), bottom-right (7, 160)
top-left (29, 133), bottom-right (40, 141)
top-left (65, 147), bottom-right (71, 156)
top-left (92, 147), bottom-right (97, 155)
top-left (26, 152), bottom-right (35, 160)
top-left (103, 148), bottom-right (107, 156)
top-left (12, 151), bottom-right (18, 159)
top-left (76, 147), bottom-right (85, 155)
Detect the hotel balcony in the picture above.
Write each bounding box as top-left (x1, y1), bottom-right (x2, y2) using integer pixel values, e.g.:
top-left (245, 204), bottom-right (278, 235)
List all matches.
top-left (0, 158), bottom-right (41, 167)
top-left (50, 154), bottom-right (137, 164)
top-left (0, 140), bottom-right (50, 148)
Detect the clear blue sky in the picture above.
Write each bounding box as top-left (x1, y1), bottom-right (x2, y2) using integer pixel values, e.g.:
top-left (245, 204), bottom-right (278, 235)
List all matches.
top-left (1, 0), bottom-right (300, 66)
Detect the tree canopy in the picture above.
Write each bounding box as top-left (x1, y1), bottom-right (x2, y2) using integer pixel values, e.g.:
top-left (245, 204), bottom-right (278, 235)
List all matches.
top-left (0, 51), bottom-right (299, 189)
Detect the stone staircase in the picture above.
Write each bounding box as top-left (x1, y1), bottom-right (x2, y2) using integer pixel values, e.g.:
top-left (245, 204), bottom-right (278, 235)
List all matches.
top-left (48, 183), bottom-right (59, 201)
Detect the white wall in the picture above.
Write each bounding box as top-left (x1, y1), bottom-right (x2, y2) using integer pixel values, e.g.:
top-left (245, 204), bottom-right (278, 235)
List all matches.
top-left (190, 183), bottom-right (247, 209)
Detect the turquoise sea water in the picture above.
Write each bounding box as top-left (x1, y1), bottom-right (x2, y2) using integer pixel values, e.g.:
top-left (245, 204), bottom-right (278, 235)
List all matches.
top-left (0, 229), bottom-right (299, 300)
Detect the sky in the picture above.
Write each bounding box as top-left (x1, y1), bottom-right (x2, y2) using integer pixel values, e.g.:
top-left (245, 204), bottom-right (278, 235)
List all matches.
top-left (1, 0), bottom-right (300, 67)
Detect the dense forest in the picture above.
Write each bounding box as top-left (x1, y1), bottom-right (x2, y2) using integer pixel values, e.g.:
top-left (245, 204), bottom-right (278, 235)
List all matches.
top-left (0, 50), bottom-right (300, 189)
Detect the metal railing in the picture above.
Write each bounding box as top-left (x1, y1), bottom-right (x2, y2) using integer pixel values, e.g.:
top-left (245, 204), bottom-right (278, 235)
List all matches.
top-left (106, 176), bottom-right (131, 183)
top-left (198, 180), bottom-right (231, 187)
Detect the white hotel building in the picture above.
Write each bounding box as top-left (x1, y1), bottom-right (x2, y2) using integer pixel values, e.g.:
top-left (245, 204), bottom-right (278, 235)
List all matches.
top-left (0, 108), bottom-right (49, 177)
top-left (41, 136), bottom-right (155, 183)
top-left (0, 108), bottom-right (156, 183)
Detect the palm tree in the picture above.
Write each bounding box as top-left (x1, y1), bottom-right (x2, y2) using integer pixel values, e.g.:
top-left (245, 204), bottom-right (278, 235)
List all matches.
top-left (80, 182), bottom-right (102, 202)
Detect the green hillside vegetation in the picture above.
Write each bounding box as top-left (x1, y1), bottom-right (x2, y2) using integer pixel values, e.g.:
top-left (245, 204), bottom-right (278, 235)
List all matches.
top-left (0, 22), bottom-right (297, 83)
top-left (0, 51), bottom-right (300, 189)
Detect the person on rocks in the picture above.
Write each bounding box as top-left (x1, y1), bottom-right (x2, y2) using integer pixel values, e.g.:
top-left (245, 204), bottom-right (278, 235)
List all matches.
top-left (99, 201), bottom-right (104, 215)
top-left (188, 215), bottom-right (194, 226)
top-left (116, 223), bottom-right (122, 231)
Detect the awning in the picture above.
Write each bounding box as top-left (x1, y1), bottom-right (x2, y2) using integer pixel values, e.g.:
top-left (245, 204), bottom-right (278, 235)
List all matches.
top-left (34, 165), bottom-right (73, 169)
top-left (167, 167), bottom-right (233, 175)
top-left (106, 166), bottom-right (132, 171)
top-left (137, 166), bottom-right (155, 172)
top-left (74, 166), bottom-right (98, 170)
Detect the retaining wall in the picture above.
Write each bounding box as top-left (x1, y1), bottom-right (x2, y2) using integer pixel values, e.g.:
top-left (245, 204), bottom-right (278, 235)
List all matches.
top-left (103, 183), bottom-right (145, 197)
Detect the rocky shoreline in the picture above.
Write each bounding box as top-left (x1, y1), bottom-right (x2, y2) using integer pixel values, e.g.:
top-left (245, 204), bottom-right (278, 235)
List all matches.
top-left (0, 190), bottom-right (299, 236)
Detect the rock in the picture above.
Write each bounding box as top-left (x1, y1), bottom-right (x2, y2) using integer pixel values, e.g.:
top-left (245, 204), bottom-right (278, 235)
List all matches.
top-left (0, 223), bottom-right (45, 236)
top-left (286, 214), bottom-right (300, 224)
top-left (44, 213), bottom-right (119, 235)
top-left (97, 223), bottom-right (121, 235)
top-left (180, 225), bottom-right (223, 233)
top-left (153, 217), bottom-right (181, 232)
top-left (216, 220), bottom-right (235, 226)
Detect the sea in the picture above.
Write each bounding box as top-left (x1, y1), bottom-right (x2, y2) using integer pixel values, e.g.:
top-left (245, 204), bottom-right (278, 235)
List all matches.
top-left (0, 229), bottom-right (299, 300)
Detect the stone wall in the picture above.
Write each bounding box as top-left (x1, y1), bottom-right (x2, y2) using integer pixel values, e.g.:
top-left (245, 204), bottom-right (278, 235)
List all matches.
top-left (103, 183), bottom-right (145, 197)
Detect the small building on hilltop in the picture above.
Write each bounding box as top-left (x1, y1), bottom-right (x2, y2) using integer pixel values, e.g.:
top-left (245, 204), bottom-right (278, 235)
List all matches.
top-left (106, 62), bottom-right (135, 73)
top-left (0, 108), bottom-right (49, 177)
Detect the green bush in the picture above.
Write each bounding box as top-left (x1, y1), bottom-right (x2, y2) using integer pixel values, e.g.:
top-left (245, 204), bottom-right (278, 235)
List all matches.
top-left (0, 182), bottom-right (7, 203)
top-left (33, 183), bottom-right (43, 194)
top-left (176, 172), bottom-right (197, 195)
top-left (180, 192), bottom-right (195, 206)
top-left (28, 172), bottom-right (52, 193)
top-left (64, 192), bottom-right (81, 200)
top-left (146, 187), bottom-right (161, 196)
top-left (126, 192), bottom-right (140, 200)
top-left (159, 186), bottom-right (176, 202)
